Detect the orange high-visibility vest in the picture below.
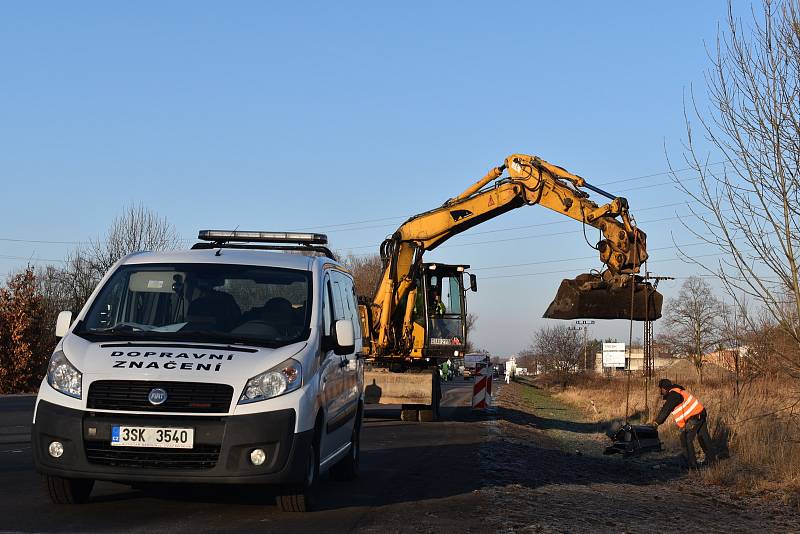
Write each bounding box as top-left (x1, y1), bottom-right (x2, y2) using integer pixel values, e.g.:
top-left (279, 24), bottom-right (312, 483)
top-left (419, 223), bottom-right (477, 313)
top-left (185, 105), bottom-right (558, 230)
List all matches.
top-left (669, 387), bottom-right (704, 428)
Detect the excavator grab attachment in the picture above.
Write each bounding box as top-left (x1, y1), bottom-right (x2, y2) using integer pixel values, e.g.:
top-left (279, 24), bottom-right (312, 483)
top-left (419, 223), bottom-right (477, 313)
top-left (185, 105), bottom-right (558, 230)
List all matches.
top-left (543, 273), bottom-right (662, 321)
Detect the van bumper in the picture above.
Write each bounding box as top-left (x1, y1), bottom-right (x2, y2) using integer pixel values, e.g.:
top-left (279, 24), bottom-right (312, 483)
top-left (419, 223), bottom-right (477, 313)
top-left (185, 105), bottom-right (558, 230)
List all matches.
top-left (32, 400), bottom-right (312, 485)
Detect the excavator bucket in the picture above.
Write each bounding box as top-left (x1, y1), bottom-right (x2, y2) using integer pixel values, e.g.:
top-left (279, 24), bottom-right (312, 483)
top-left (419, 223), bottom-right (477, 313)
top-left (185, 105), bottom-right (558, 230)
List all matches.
top-left (543, 273), bottom-right (662, 321)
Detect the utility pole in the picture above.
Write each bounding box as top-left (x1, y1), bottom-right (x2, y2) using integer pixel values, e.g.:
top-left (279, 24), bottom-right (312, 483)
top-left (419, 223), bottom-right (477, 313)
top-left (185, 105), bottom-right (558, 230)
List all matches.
top-left (575, 320), bottom-right (595, 372)
top-left (567, 325), bottom-right (581, 373)
top-left (642, 271), bottom-right (674, 415)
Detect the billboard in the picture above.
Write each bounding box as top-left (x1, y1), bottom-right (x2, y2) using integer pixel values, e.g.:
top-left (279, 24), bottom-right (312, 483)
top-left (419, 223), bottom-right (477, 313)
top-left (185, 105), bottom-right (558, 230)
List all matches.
top-left (602, 343), bottom-right (626, 368)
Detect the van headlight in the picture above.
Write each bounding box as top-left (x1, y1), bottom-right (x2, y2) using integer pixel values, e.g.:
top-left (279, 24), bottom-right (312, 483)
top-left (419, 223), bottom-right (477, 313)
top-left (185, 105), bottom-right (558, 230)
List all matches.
top-left (239, 358), bottom-right (302, 404)
top-left (46, 350), bottom-right (82, 399)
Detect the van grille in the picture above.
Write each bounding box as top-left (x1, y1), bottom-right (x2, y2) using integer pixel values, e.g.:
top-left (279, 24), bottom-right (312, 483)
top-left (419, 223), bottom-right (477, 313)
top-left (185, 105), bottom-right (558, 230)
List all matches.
top-left (87, 381), bottom-right (234, 413)
top-left (84, 442), bottom-right (220, 470)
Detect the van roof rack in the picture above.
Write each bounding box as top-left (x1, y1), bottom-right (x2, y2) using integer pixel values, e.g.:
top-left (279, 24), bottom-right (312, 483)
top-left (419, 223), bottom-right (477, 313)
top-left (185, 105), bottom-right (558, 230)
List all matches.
top-left (192, 230), bottom-right (336, 259)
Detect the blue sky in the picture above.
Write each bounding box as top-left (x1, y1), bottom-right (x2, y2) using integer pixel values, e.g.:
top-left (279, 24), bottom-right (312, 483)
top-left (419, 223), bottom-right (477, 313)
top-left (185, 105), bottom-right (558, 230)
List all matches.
top-left (0, 2), bottom-right (744, 354)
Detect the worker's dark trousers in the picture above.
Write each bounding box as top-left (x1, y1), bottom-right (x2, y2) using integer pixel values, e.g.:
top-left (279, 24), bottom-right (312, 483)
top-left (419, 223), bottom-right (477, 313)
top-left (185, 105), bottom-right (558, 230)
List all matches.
top-left (680, 414), bottom-right (716, 468)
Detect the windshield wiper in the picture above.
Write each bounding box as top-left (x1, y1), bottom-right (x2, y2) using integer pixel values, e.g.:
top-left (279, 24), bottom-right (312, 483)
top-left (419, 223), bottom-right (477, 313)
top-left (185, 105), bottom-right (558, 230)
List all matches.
top-left (87, 323), bottom-right (142, 334)
top-left (175, 330), bottom-right (284, 348)
top-left (75, 323), bottom-right (300, 348)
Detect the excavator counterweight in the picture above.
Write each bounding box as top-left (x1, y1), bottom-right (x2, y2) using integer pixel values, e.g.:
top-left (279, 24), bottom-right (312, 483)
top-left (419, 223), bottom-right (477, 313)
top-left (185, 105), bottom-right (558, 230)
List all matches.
top-left (544, 273), bottom-right (663, 321)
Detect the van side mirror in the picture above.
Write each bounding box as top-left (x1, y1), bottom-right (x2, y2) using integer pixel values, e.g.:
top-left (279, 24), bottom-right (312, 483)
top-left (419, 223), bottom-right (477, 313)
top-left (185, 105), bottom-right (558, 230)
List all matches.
top-left (55, 311), bottom-right (73, 338)
top-left (469, 274), bottom-right (478, 292)
top-left (333, 319), bottom-right (355, 355)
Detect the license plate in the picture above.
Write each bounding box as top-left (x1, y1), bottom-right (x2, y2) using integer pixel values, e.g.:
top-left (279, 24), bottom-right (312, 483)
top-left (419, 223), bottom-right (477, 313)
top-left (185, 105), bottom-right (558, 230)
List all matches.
top-left (111, 426), bottom-right (194, 448)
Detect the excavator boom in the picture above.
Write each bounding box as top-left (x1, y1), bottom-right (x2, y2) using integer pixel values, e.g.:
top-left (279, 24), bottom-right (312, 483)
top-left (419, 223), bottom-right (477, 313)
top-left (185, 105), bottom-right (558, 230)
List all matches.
top-left (366, 154), bottom-right (662, 360)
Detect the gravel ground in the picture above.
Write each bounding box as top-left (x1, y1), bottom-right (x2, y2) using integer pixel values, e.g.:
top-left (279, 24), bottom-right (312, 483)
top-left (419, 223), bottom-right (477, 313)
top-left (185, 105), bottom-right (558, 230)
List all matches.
top-left (479, 381), bottom-right (799, 534)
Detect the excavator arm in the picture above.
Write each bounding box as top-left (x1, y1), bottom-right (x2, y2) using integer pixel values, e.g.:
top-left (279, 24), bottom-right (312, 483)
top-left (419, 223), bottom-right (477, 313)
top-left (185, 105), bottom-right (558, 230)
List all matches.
top-left (368, 153), bottom-right (662, 357)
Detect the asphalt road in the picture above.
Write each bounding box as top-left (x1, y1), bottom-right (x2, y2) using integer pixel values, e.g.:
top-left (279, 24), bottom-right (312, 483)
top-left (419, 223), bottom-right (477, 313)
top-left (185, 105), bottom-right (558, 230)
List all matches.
top-left (0, 380), bottom-right (487, 533)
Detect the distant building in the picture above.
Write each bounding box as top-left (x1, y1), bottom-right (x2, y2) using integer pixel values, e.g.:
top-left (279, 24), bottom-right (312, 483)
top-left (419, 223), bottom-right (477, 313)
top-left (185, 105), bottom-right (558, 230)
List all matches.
top-left (594, 347), bottom-right (679, 373)
top-left (704, 347), bottom-right (748, 372)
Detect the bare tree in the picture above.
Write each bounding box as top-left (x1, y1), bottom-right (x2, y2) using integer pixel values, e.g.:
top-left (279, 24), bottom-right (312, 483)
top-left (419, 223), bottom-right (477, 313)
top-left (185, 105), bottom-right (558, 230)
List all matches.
top-left (516, 348), bottom-right (539, 375)
top-left (31, 205), bottom-right (182, 329)
top-left (0, 206), bottom-right (185, 392)
top-left (59, 250), bottom-right (99, 314)
top-left (463, 312), bottom-right (478, 353)
top-left (530, 324), bottom-right (582, 386)
top-left (338, 252), bottom-right (383, 298)
top-left (672, 0), bottom-right (800, 377)
top-left (43, 204), bottom-right (183, 315)
top-left (664, 276), bottom-right (722, 383)
top-left (89, 203), bottom-right (182, 275)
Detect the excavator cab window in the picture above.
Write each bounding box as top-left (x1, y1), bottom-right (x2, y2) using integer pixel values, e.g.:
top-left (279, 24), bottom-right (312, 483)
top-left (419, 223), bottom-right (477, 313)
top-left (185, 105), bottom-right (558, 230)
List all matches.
top-left (419, 264), bottom-right (467, 357)
top-left (443, 276), bottom-right (462, 314)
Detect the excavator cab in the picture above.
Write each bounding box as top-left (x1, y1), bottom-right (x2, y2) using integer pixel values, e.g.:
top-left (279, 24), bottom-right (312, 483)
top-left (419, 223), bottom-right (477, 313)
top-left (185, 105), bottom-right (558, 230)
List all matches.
top-left (415, 263), bottom-right (474, 359)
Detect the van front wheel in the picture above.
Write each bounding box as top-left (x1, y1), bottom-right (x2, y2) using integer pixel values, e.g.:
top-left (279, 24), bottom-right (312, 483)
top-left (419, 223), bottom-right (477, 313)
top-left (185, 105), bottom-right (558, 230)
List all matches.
top-left (44, 475), bottom-right (94, 504)
top-left (277, 436), bottom-right (319, 512)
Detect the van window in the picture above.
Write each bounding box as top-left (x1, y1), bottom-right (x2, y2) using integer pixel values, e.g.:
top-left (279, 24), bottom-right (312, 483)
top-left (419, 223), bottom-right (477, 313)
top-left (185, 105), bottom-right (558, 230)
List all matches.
top-left (346, 276), bottom-right (361, 341)
top-left (330, 271), bottom-right (360, 339)
top-left (76, 263), bottom-right (313, 348)
top-left (330, 278), bottom-right (346, 322)
top-left (322, 275), bottom-right (332, 336)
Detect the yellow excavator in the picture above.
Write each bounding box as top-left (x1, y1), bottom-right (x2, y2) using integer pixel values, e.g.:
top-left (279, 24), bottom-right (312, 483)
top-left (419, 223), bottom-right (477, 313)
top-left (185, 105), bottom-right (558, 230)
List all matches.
top-left (358, 153), bottom-right (662, 420)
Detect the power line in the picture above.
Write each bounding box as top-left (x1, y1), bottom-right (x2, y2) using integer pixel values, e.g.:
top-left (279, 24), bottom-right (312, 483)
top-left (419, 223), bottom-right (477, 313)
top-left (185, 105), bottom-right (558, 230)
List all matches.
top-left (269, 161), bottom-right (714, 233)
top-left (298, 179), bottom-right (695, 236)
top-left (459, 201), bottom-right (688, 238)
top-left (295, 215), bottom-right (407, 231)
top-left (0, 237), bottom-right (86, 245)
top-left (0, 254), bottom-right (67, 264)
top-left (342, 207), bottom-right (712, 255)
top-left (0, 197), bottom-right (690, 252)
top-left (593, 160), bottom-right (727, 187)
top-left (0, 204), bottom-right (708, 267)
top-left (330, 200), bottom-right (691, 240)
top-left (471, 241), bottom-right (707, 272)
top-left (476, 250), bottom-right (751, 281)
top-left (0, 162), bottom-right (719, 253)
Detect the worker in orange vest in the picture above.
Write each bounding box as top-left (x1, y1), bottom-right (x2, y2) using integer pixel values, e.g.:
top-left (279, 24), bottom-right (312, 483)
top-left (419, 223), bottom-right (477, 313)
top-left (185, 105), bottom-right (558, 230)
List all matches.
top-left (649, 378), bottom-right (717, 469)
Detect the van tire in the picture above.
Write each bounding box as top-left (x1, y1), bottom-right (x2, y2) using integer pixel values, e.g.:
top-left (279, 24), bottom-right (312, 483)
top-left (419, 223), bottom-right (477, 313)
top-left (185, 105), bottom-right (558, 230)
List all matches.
top-left (44, 475), bottom-right (94, 504)
top-left (277, 425), bottom-right (320, 512)
top-left (400, 409), bottom-right (418, 421)
top-left (331, 408), bottom-right (361, 481)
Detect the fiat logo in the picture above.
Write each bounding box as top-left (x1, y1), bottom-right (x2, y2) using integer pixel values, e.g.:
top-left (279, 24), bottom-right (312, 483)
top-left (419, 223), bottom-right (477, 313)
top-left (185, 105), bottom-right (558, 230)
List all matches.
top-left (148, 388), bottom-right (168, 406)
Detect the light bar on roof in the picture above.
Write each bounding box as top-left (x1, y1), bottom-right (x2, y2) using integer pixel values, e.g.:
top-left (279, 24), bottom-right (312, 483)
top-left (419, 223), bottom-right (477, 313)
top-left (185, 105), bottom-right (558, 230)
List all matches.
top-left (198, 230), bottom-right (328, 245)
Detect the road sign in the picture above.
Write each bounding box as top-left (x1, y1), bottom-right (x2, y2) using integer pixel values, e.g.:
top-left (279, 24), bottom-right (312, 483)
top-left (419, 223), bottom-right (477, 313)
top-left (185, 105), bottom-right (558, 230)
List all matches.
top-left (602, 343), bottom-right (626, 368)
top-left (472, 365), bottom-right (491, 409)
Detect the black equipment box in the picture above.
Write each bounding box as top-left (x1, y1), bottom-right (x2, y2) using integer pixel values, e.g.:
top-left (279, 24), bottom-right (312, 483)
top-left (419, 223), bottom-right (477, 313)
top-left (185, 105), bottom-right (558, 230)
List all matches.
top-left (604, 423), bottom-right (662, 456)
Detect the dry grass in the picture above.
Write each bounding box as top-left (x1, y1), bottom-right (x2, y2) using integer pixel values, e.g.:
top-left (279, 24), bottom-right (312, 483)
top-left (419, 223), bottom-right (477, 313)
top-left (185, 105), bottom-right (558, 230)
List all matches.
top-left (545, 361), bottom-right (800, 507)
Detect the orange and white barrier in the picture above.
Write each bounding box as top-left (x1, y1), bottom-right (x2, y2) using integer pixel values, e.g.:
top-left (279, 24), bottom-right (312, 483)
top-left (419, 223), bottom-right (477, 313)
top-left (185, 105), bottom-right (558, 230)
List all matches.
top-left (472, 365), bottom-right (492, 409)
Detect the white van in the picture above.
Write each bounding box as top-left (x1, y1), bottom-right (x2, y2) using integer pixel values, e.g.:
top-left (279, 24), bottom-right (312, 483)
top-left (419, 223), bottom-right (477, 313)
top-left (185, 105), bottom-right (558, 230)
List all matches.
top-left (32, 231), bottom-right (364, 512)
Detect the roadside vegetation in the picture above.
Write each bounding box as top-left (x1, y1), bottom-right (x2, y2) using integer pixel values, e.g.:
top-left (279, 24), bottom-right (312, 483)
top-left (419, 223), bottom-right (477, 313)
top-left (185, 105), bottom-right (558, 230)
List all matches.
top-left (531, 364), bottom-right (800, 507)
top-left (520, 273), bottom-right (800, 507)
top-left (519, 0), bottom-right (800, 494)
top-left (0, 204), bottom-right (180, 394)
top-left (0, 0), bottom-right (798, 514)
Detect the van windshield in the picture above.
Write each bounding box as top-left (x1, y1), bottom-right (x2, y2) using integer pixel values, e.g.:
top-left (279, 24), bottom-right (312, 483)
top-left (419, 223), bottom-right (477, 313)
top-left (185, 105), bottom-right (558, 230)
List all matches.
top-left (75, 263), bottom-right (313, 348)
